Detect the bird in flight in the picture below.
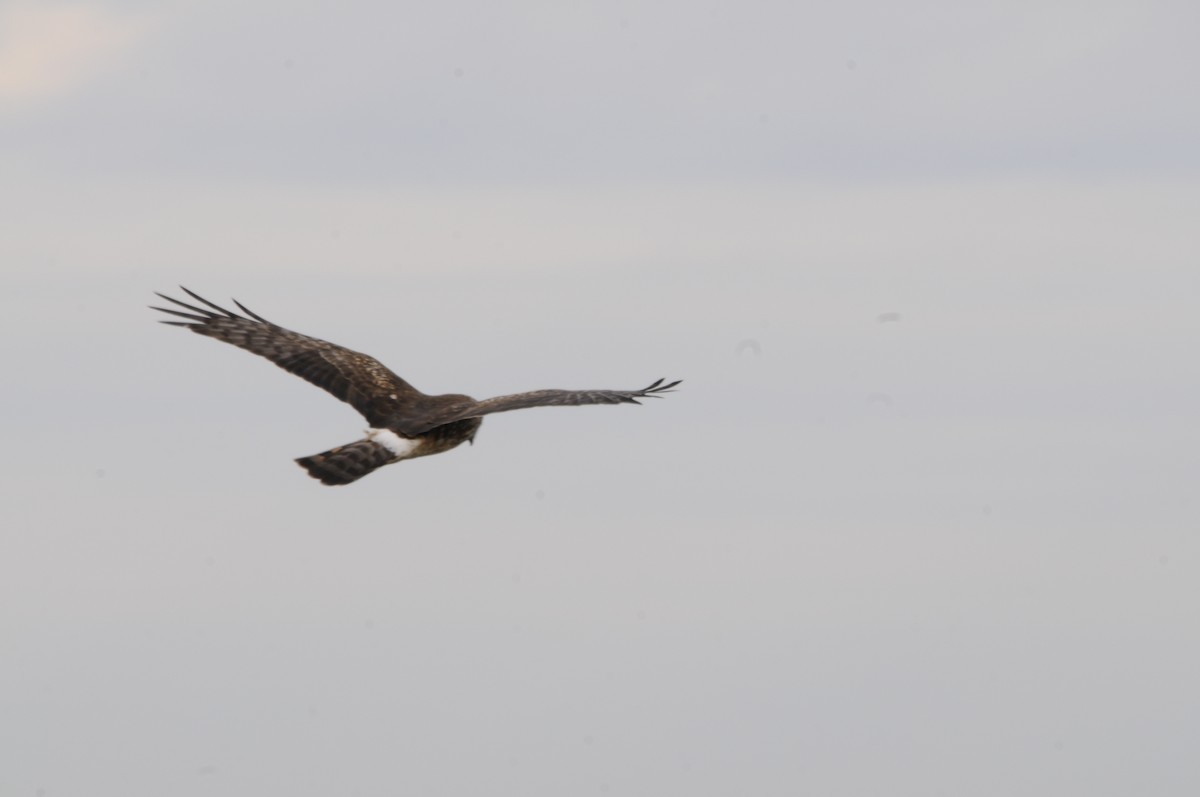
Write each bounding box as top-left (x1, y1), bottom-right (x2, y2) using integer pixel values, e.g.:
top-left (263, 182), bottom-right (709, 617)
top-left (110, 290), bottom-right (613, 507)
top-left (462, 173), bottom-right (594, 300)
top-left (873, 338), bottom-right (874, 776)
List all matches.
top-left (153, 288), bottom-right (680, 486)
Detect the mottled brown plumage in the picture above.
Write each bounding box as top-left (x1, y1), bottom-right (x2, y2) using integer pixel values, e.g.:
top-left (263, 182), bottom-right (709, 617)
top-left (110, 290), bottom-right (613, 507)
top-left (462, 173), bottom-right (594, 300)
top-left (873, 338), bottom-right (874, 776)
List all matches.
top-left (153, 288), bottom-right (680, 485)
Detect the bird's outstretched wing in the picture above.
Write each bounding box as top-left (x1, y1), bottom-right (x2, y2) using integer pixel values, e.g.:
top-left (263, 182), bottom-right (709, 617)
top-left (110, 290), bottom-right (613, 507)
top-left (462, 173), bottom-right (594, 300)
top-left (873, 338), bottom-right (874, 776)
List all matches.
top-left (410, 379), bottom-right (682, 432)
top-left (152, 288), bottom-right (423, 426)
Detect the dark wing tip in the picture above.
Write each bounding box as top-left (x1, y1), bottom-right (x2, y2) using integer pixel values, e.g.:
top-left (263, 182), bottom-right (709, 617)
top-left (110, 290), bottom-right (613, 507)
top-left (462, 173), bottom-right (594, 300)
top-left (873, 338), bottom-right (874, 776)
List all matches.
top-left (151, 305), bottom-right (207, 322)
top-left (152, 290), bottom-right (218, 320)
top-left (638, 378), bottom-right (682, 397)
top-left (152, 289), bottom-right (271, 327)
top-left (232, 298), bottom-right (271, 324)
top-left (179, 286), bottom-right (238, 317)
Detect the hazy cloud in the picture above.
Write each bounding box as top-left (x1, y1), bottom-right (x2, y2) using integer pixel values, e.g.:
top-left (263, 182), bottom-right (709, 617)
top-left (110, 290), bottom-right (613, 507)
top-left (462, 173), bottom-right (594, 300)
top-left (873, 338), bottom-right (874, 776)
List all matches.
top-left (0, 1), bottom-right (149, 108)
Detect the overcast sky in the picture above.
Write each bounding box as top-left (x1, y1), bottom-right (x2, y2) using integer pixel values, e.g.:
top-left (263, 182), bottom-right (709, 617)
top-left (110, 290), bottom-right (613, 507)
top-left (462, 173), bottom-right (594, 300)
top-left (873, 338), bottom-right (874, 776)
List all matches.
top-left (3, 2), bottom-right (1199, 795)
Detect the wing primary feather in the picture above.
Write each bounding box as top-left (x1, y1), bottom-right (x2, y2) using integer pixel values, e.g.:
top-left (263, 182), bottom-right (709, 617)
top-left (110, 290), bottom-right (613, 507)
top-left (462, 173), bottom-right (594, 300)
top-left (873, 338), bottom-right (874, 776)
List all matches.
top-left (645, 379), bottom-right (681, 393)
top-left (156, 289), bottom-right (270, 325)
top-left (232, 299), bottom-right (271, 324)
top-left (180, 286), bottom-right (238, 318)
top-left (151, 305), bottom-right (209, 322)
top-left (154, 292), bottom-right (213, 316)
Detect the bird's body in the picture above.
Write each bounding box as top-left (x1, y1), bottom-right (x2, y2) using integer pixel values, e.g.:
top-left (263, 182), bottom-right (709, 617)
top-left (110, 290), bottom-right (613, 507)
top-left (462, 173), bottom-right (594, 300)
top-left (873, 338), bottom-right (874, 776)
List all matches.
top-left (153, 289), bottom-right (679, 485)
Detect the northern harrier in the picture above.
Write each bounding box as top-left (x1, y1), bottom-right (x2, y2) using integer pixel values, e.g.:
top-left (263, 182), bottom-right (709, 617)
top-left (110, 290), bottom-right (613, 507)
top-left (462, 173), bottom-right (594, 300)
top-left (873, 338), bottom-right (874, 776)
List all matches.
top-left (153, 288), bottom-right (681, 485)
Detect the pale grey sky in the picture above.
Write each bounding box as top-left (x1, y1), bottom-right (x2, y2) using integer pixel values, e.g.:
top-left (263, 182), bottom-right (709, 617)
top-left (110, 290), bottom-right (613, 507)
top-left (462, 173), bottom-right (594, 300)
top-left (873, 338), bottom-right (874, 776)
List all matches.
top-left (3, 2), bottom-right (1199, 795)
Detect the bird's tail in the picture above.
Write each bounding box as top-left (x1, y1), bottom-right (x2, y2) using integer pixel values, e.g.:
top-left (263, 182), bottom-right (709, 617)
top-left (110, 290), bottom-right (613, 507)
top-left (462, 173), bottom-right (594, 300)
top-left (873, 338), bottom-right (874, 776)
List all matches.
top-left (295, 439), bottom-right (395, 486)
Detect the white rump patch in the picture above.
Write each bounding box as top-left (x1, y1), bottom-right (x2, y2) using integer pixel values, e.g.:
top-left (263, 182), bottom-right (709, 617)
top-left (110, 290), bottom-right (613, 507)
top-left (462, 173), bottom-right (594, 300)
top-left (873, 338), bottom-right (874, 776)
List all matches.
top-left (367, 428), bottom-right (421, 459)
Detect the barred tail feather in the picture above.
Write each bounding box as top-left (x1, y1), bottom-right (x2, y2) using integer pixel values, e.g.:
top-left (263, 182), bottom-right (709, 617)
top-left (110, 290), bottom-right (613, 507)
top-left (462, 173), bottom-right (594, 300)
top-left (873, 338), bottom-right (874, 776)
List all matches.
top-left (296, 439), bottom-right (395, 486)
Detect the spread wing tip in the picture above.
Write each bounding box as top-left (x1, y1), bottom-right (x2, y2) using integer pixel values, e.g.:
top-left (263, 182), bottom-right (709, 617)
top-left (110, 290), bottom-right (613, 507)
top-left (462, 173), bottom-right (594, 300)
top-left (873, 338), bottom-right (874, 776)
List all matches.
top-left (637, 378), bottom-right (682, 398)
top-left (179, 286), bottom-right (236, 317)
top-left (151, 289), bottom-right (271, 326)
top-left (233, 298), bottom-right (271, 323)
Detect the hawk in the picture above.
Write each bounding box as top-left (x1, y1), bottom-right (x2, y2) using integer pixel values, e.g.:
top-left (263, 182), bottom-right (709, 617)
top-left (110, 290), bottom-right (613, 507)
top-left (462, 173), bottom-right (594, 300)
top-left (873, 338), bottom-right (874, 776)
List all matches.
top-left (153, 288), bottom-right (681, 486)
